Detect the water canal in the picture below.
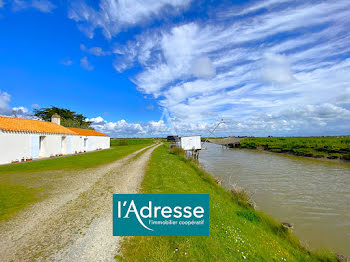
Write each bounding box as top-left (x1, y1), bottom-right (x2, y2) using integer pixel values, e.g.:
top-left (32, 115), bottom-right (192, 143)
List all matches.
top-left (199, 143), bottom-right (350, 256)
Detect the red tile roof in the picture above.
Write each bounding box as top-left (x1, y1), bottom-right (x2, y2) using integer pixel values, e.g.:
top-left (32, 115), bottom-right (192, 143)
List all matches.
top-left (0, 116), bottom-right (109, 136)
top-left (67, 127), bottom-right (109, 137)
top-left (0, 116), bottom-right (76, 134)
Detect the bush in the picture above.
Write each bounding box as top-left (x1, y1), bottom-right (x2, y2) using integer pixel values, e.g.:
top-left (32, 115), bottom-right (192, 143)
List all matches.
top-left (168, 146), bottom-right (185, 157)
top-left (117, 139), bottom-right (129, 146)
top-left (231, 184), bottom-right (256, 209)
top-left (342, 154), bottom-right (350, 160)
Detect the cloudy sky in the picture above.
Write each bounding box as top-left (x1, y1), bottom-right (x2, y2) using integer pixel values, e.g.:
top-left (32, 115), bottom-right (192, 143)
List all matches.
top-left (1, 0), bottom-right (350, 137)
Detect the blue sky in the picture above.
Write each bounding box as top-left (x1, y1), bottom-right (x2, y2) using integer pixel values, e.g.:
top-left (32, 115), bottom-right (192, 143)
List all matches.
top-left (1, 0), bottom-right (350, 137)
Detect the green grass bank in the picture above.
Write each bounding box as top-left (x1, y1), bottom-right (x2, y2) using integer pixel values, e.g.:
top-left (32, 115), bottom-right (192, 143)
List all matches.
top-left (117, 145), bottom-right (336, 261)
top-left (0, 138), bottom-right (154, 221)
top-left (239, 137), bottom-right (350, 160)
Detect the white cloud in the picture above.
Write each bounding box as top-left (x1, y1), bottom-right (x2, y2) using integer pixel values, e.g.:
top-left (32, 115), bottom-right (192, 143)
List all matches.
top-left (68, 0), bottom-right (192, 39)
top-left (145, 105), bottom-right (155, 110)
top-left (31, 104), bottom-right (40, 109)
top-left (0, 90), bottom-right (11, 115)
top-left (31, 0), bottom-right (55, 13)
top-left (0, 0), bottom-right (4, 8)
top-left (261, 53), bottom-right (294, 84)
top-left (0, 91), bottom-right (34, 119)
top-left (61, 59), bottom-right (73, 66)
top-left (220, 0), bottom-right (290, 18)
top-left (88, 116), bottom-right (105, 123)
top-left (334, 88), bottom-right (350, 105)
top-left (88, 117), bottom-right (145, 137)
top-left (11, 0), bottom-right (27, 11)
top-left (80, 44), bottom-right (86, 51)
top-left (87, 47), bottom-right (107, 56)
top-left (87, 117), bottom-right (170, 137)
top-left (81, 44), bottom-right (110, 56)
top-left (12, 0), bottom-right (56, 12)
top-left (12, 106), bottom-right (30, 118)
top-left (191, 57), bottom-right (216, 78)
top-left (80, 56), bottom-right (93, 70)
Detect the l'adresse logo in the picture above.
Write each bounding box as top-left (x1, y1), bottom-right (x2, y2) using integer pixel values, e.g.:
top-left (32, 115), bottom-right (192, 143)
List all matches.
top-left (113, 194), bottom-right (210, 236)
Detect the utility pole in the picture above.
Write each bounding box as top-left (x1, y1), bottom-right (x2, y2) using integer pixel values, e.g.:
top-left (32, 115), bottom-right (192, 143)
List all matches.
top-left (201, 119), bottom-right (224, 148)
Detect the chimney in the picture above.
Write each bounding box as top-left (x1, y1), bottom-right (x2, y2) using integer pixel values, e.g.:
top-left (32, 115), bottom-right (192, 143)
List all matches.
top-left (51, 113), bottom-right (61, 125)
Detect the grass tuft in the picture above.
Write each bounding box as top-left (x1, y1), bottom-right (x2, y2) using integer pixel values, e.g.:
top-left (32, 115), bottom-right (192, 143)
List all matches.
top-left (231, 184), bottom-right (256, 209)
top-left (168, 146), bottom-right (186, 156)
top-left (236, 210), bottom-right (260, 223)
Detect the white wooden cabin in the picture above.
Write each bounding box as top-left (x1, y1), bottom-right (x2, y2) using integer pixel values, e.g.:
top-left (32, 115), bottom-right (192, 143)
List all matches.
top-left (180, 135), bottom-right (202, 151)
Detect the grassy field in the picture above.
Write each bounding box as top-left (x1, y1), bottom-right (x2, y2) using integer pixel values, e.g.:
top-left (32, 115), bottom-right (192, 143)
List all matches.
top-left (0, 138), bottom-right (154, 221)
top-left (117, 145), bottom-right (335, 261)
top-left (111, 138), bottom-right (157, 146)
top-left (239, 137), bottom-right (350, 160)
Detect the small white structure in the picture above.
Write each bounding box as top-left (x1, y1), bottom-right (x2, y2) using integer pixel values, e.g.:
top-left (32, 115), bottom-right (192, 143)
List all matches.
top-left (180, 135), bottom-right (202, 151)
top-left (0, 115), bottom-right (110, 165)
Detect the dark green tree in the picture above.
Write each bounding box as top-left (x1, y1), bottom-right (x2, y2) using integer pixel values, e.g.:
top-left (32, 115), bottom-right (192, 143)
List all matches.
top-left (34, 106), bottom-right (93, 129)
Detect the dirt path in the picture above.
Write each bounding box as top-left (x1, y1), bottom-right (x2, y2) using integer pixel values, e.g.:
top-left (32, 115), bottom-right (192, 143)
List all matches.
top-left (0, 143), bottom-right (161, 262)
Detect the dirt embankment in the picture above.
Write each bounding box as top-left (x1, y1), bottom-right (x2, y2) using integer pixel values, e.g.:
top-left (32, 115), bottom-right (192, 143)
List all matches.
top-left (0, 143), bottom-right (160, 262)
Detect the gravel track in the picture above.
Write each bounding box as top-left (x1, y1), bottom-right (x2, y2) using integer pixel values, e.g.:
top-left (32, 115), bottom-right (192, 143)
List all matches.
top-left (0, 143), bottom-right (160, 261)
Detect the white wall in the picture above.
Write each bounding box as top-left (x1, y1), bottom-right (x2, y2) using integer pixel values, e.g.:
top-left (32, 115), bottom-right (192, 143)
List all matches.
top-left (71, 136), bottom-right (84, 154)
top-left (69, 135), bottom-right (110, 153)
top-left (0, 130), bottom-right (110, 165)
top-left (0, 130), bottom-right (32, 164)
top-left (93, 136), bottom-right (110, 150)
top-left (40, 135), bottom-right (65, 157)
top-left (0, 131), bottom-right (74, 164)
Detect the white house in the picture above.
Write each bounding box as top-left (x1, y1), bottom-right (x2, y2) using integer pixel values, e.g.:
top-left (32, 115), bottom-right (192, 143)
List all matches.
top-left (0, 114), bottom-right (110, 165)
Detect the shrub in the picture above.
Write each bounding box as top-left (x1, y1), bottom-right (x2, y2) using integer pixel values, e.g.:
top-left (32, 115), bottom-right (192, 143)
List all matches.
top-left (231, 184), bottom-right (256, 209)
top-left (168, 146), bottom-right (185, 157)
top-left (342, 154), bottom-right (350, 160)
top-left (117, 139), bottom-right (129, 146)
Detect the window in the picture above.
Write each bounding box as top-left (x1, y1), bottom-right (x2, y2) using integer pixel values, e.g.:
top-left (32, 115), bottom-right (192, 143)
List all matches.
top-left (84, 138), bottom-right (88, 150)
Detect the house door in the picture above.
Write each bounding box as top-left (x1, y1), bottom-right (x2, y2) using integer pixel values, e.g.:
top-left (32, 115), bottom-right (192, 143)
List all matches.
top-left (88, 137), bottom-right (93, 151)
top-left (31, 135), bottom-right (39, 159)
top-left (61, 136), bottom-right (67, 154)
top-left (67, 136), bottom-right (72, 154)
top-left (39, 136), bottom-right (46, 157)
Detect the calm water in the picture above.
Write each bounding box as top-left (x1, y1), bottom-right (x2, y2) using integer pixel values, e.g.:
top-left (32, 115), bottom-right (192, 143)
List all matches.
top-left (199, 143), bottom-right (350, 256)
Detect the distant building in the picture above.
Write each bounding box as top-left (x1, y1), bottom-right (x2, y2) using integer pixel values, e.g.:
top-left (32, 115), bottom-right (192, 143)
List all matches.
top-left (167, 136), bottom-right (179, 143)
top-left (180, 135), bottom-right (202, 151)
top-left (0, 114), bottom-right (110, 165)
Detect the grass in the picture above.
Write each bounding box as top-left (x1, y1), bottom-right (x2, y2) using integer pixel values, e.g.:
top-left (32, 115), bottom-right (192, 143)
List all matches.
top-left (239, 137), bottom-right (350, 160)
top-left (0, 138), bottom-right (154, 174)
top-left (133, 146), bottom-right (153, 160)
top-left (117, 145), bottom-right (336, 261)
top-left (0, 183), bottom-right (42, 221)
top-left (112, 138), bottom-right (157, 146)
top-left (0, 138), bottom-right (154, 221)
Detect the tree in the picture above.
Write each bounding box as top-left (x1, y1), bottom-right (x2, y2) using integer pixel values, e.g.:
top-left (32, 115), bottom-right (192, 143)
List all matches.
top-left (34, 106), bottom-right (93, 129)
